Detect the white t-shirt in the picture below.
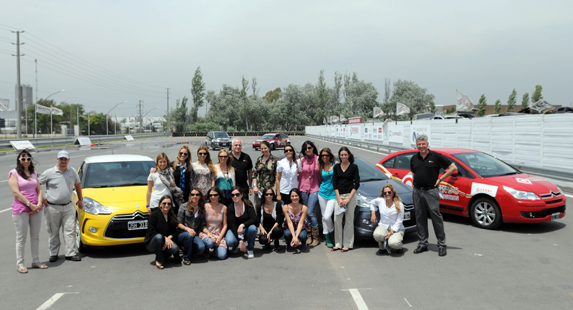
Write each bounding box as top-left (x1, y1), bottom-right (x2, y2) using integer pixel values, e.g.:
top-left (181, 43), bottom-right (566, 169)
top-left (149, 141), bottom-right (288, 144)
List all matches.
top-left (147, 172), bottom-right (172, 209)
top-left (370, 197), bottom-right (405, 232)
top-left (276, 158), bottom-right (299, 194)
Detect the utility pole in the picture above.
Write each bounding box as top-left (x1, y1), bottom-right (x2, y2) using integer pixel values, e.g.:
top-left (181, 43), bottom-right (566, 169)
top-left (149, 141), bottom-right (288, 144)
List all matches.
top-left (137, 100), bottom-right (144, 133)
top-left (11, 30), bottom-right (25, 139)
top-left (35, 59), bottom-right (38, 104)
top-left (166, 88), bottom-right (170, 134)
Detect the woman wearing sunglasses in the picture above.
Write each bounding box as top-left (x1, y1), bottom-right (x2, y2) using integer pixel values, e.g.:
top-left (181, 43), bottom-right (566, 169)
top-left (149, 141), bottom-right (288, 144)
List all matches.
top-left (226, 187), bottom-right (258, 259)
top-left (9, 150), bottom-right (46, 273)
top-left (202, 187), bottom-right (228, 260)
top-left (252, 141), bottom-right (279, 209)
top-left (215, 149), bottom-right (235, 206)
top-left (176, 188), bottom-right (207, 265)
top-left (318, 148), bottom-right (337, 248)
top-left (282, 188), bottom-right (310, 251)
top-left (147, 153), bottom-right (185, 214)
top-left (332, 147), bottom-right (360, 252)
top-left (276, 144), bottom-right (298, 205)
top-left (257, 187), bottom-right (284, 251)
top-left (192, 146), bottom-right (216, 196)
top-left (144, 196), bottom-right (181, 269)
top-left (371, 184), bottom-right (405, 255)
top-left (298, 140), bottom-right (321, 247)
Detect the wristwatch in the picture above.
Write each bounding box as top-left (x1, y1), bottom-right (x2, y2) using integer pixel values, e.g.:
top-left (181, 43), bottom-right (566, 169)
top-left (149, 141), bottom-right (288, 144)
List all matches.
top-left (78, 197), bottom-right (84, 201)
top-left (26, 201), bottom-right (31, 207)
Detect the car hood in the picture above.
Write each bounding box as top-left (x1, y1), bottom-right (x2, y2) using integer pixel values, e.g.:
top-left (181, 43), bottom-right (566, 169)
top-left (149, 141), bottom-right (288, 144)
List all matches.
top-left (357, 179), bottom-right (413, 205)
top-left (83, 186), bottom-right (148, 207)
top-left (486, 173), bottom-right (560, 194)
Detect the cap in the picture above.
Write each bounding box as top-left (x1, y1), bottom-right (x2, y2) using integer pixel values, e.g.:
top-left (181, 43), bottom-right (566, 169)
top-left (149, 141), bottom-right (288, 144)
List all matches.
top-left (57, 150), bottom-right (70, 159)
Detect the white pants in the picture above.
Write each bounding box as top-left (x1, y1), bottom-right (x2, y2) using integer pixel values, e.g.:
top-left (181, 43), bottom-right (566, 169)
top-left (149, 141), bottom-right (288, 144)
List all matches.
top-left (12, 210), bottom-right (43, 266)
top-left (334, 193), bottom-right (357, 249)
top-left (45, 203), bottom-right (78, 257)
top-left (373, 225), bottom-right (405, 249)
top-left (318, 195), bottom-right (336, 234)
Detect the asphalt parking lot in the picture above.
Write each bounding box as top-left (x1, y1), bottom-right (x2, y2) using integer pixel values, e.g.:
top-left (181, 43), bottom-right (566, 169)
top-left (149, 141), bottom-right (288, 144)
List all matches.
top-left (0, 135), bottom-right (571, 310)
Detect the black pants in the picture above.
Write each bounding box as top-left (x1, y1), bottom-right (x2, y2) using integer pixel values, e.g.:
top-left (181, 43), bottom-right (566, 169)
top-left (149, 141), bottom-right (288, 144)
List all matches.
top-left (259, 226), bottom-right (283, 245)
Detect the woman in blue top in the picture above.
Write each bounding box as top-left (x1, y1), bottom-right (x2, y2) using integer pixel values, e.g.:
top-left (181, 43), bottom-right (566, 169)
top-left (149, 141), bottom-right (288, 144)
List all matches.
top-left (318, 148), bottom-right (337, 248)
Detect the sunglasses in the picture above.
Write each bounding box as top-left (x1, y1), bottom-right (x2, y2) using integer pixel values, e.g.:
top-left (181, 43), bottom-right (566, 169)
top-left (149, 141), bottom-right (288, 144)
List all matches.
top-left (19, 157), bottom-right (32, 161)
top-left (161, 202), bottom-right (172, 206)
top-left (265, 193), bottom-right (274, 196)
top-left (179, 152), bottom-right (188, 156)
top-left (218, 156), bottom-right (228, 158)
top-left (231, 193), bottom-right (241, 197)
top-left (383, 191), bottom-right (392, 195)
top-left (306, 147), bottom-right (313, 150)
top-left (321, 154), bottom-right (329, 157)
top-left (190, 193), bottom-right (201, 197)
top-left (209, 194), bottom-right (219, 197)
top-left (284, 149), bottom-right (293, 153)
top-left (198, 152), bottom-right (208, 156)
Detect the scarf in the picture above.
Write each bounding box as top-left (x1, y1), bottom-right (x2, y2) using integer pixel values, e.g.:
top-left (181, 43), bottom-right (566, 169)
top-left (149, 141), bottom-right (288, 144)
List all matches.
top-left (158, 168), bottom-right (185, 207)
top-left (177, 162), bottom-right (187, 192)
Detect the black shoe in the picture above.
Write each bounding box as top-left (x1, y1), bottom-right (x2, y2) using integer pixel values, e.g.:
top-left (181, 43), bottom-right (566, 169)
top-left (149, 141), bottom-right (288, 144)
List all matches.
top-left (65, 255), bottom-right (81, 261)
top-left (173, 253), bottom-right (182, 264)
top-left (396, 248), bottom-right (404, 254)
top-left (376, 249), bottom-right (388, 255)
top-left (438, 246), bottom-right (447, 257)
top-left (413, 245), bottom-right (428, 254)
top-left (49, 255), bottom-right (58, 262)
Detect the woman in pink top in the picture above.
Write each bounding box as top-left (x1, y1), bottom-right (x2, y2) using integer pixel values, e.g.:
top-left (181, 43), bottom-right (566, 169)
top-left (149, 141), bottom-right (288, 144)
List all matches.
top-left (298, 140), bottom-right (321, 247)
top-left (8, 150), bottom-right (46, 273)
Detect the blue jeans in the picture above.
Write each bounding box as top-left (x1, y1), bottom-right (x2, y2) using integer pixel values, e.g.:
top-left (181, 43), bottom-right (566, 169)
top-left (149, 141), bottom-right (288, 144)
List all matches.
top-left (225, 225), bottom-right (257, 251)
top-left (146, 234), bottom-right (179, 264)
top-left (284, 228), bottom-right (308, 246)
top-left (177, 232), bottom-right (205, 260)
top-left (203, 236), bottom-right (228, 260)
top-left (301, 191), bottom-right (319, 228)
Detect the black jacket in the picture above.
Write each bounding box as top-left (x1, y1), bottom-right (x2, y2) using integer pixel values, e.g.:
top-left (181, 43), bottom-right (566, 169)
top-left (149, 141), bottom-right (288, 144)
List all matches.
top-left (144, 210), bottom-right (179, 248)
top-left (227, 201), bottom-right (258, 239)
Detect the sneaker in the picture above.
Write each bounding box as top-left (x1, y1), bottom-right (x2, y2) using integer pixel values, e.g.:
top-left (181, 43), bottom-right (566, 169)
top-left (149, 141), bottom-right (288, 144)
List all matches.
top-left (247, 250), bottom-right (254, 259)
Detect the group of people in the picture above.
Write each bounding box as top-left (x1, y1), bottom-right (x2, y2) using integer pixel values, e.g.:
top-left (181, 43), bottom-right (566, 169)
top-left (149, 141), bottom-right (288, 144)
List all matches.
top-left (10, 135), bottom-right (455, 273)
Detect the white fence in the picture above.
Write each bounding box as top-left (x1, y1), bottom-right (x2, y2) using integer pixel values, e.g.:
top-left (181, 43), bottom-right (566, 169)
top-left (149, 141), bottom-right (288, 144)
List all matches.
top-left (305, 113), bottom-right (573, 176)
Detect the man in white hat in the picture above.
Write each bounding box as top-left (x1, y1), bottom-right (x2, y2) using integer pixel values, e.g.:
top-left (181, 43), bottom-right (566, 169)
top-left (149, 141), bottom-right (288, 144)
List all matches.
top-left (39, 150), bottom-right (84, 262)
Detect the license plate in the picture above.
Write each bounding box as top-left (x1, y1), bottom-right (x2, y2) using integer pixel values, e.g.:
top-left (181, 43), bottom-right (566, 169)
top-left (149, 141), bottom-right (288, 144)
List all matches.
top-left (128, 220), bottom-right (148, 230)
top-left (404, 212), bottom-right (411, 221)
top-left (551, 212), bottom-right (560, 220)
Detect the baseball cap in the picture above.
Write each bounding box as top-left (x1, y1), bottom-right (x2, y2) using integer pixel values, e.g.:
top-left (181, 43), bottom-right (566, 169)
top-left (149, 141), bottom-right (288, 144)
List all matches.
top-left (57, 150), bottom-right (70, 159)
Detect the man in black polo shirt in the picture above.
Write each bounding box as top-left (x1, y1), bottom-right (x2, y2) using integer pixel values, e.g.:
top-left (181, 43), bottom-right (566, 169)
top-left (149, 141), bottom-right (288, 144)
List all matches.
top-left (410, 134), bottom-right (457, 257)
top-left (231, 138), bottom-right (253, 195)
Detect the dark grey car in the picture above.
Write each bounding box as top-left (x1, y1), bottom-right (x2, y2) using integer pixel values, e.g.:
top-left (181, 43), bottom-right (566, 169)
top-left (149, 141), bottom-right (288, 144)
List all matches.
top-left (205, 131), bottom-right (232, 150)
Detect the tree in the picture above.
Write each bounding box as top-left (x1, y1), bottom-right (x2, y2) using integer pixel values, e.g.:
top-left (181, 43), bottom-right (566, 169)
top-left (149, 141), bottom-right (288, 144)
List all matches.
top-left (521, 93), bottom-right (529, 110)
top-left (506, 89), bottom-right (517, 112)
top-left (384, 80), bottom-right (435, 120)
top-left (531, 85), bottom-right (543, 103)
top-left (263, 88), bottom-right (281, 103)
top-left (477, 94), bottom-right (487, 116)
top-left (172, 97), bottom-right (189, 132)
top-left (190, 66), bottom-right (206, 123)
top-left (493, 99), bottom-right (501, 114)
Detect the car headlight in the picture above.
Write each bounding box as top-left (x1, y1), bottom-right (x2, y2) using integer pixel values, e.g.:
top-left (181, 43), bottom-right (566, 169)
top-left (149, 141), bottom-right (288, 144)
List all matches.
top-left (83, 197), bottom-right (112, 215)
top-left (356, 193), bottom-right (373, 208)
top-left (503, 186), bottom-right (540, 200)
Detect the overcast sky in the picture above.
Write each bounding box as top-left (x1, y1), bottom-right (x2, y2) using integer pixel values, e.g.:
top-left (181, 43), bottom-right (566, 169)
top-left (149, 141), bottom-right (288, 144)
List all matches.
top-left (1, 0), bottom-right (572, 118)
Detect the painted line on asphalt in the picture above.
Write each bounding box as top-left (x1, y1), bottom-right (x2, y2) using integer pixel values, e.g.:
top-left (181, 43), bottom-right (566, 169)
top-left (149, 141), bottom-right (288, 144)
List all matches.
top-left (36, 292), bottom-right (78, 310)
top-left (1, 180), bottom-right (7, 182)
top-left (404, 298), bottom-right (413, 307)
top-left (0, 208), bottom-right (11, 213)
top-left (564, 194), bottom-right (573, 199)
top-left (348, 289), bottom-right (369, 310)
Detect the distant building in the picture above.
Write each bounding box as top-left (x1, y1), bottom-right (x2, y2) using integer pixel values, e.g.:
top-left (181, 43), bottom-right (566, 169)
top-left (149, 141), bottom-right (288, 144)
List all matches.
top-left (14, 84), bottom-right (33, 108)
top-left (0, 98), bottom-right (9, 111)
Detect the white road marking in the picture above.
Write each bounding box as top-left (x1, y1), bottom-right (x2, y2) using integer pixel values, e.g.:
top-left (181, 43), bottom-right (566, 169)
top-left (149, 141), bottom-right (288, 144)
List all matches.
top-left (564, 194), bottom-right (573, 199)
top-left (36, 292), bottom-right (78, 310)
top-left (348, 289), bottom-right (369, 310)
top-left (0, 208), bottom-right (11, 213)
top-left (404, 298), bottom-right (413, 307)
top-left (1, 180), bottom-right (7, 182)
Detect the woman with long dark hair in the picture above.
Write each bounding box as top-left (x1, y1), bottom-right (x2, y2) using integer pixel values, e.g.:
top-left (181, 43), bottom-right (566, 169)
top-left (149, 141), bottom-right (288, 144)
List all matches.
top-left (318, 147), bottom-right (337, 248)
top-left (282, 188), bottom-right (310, 251)
top-left (226, 186), bottom-right (258, 259)
top-left (192, 146), bottom-right (216, 196)
top-left (176, 187), bottom-right (207, 265)
top-left (257, 187), bottom-right (284, 251)
top-left (252, 141), bottom-right (279, 209)
top-left (332, 147), bottom-right (360, 252)
top-left (276, 144), bottom-right (298, 205)
top-left (298, 140), bottom-right (321, 247)
top-left (215, 148), bottom-right (235, 206)
top-left (202, 187), bottom-right (228, 260)
top-left (144, 195), bottom-right (181, 269)
top-left (9, 150), bottom-right (46, 273)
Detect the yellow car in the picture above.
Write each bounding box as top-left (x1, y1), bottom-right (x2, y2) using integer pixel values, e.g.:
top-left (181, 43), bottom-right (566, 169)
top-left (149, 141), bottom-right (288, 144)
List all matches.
top-left (74, 154), bottom-right (156, 251)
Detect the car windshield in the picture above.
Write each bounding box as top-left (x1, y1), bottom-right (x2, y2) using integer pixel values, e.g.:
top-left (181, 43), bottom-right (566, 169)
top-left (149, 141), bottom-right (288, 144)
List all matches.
top-left (84, 161), bottom-right (156, 188)
top-left (214, 132), bottom-right (229, 138)
top-left (351, 158), bottom-right (389, 182)
top-left (452, 152), bottom-right (520, 178)
top-left (261, 134), bottom-right (274, 139)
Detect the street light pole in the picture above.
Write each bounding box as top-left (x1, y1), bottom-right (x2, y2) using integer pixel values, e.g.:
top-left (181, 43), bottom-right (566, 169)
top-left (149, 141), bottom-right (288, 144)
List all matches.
top-left (142, 107), bottom-right (159, 133)
top-left (36, 89), bottom-right (65, 138)
top-left (105, 101), bottom-right (126, 136)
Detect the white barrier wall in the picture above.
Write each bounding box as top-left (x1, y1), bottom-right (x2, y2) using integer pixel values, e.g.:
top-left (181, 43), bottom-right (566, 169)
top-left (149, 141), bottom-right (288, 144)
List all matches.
top-left (305, 114), bottom-right (573, 174)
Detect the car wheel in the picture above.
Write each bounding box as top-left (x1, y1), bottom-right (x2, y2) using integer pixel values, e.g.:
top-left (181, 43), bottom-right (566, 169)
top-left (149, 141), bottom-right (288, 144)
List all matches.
top-left (76, 216), bottom-right (88, 252)
top-left (270, 143), bottom-right (275, 150)
top-left (470, 197), bottom-right (502, 229)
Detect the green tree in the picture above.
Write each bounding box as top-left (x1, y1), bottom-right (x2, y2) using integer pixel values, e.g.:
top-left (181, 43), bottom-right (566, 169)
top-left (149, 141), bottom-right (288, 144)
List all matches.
top-left (190, 66), bottom-right (206, 123)
top-left (383, 80), bottom-right (435, 120)
top-left (171, 97), bottom-right (189, 132)
top-left (263, 88), bottom-right (281, 103)
top-left (477, 94), bottom-right (487, 116)
top-left (531, 85), bottom-right (543, 103)
top-left (521, 93), bottom-right (529, 110)
top-left (506, 89), bottom-right (517, 112)
top-left (493, 99), bottom-right (501, 114)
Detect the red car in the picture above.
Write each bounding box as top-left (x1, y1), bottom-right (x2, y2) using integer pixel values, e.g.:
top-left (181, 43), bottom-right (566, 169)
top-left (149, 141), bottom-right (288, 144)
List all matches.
top-left (377, 148), bottom-right (566, 229)
top-left (252, 133), bottom-right (290, 150)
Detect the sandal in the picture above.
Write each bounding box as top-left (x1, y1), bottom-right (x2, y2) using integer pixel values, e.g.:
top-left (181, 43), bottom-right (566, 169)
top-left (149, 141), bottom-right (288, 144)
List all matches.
top-left (155, 262), bottom-right (164, 270)
top-left (341, 247), bottom-right (349, 253)
top-left (331, 247), bottom-right (340, 251)
top-left (183, 260), bottom-right (191, 266)
top-left (17, 264), bottom-right (28, 273)
top-left (32, 263), bottom-right (48, 269)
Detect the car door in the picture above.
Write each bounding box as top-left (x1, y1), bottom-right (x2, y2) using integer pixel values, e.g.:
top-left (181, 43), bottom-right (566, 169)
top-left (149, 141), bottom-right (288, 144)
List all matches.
top-left (438, 157), bottom-right (474, 215)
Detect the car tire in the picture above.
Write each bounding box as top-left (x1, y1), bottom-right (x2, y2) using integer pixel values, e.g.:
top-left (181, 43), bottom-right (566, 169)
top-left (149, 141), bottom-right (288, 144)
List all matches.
top-left (76, 216), bottom-right (88, 252)
top-left (470, 197), bottom-right (502, 229)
